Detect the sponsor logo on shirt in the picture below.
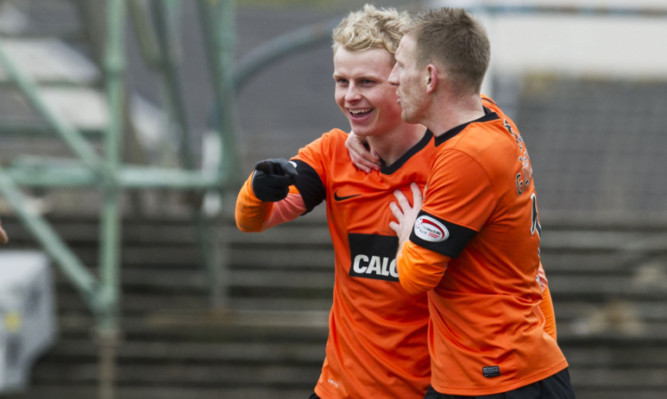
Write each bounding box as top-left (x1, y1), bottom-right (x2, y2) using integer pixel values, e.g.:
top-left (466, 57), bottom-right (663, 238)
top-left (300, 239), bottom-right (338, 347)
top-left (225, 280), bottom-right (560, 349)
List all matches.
top-left (414, 215), bottom-right (449, 242)
top-left (351, 254), bottom-right (398, 279)
top-left (348, 233), bottom-right (399, 282)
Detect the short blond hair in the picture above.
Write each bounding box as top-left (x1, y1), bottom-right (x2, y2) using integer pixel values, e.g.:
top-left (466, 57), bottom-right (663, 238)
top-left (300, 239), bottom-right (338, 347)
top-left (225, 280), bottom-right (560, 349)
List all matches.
top-left (332, 4), bottom-right (410, 57)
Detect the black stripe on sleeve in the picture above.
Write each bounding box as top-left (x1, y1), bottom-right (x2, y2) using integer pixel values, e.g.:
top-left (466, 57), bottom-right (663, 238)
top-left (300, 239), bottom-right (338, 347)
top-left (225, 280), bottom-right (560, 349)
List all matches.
top-left (409, 210), bottom-right (477, 258)
top-left (291, 159), bottom-right (326, 214)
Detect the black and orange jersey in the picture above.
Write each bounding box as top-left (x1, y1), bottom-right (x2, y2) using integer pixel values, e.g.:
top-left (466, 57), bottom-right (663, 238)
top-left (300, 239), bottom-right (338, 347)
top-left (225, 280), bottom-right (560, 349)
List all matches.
top-left (235, 129), bottom-right (433, 398)
top-left (396, 100), bottom-right (567, 395)
top-left (235, 97), bottom-right (559, 397)
top-left (290, 128), bottom-right (434, 399)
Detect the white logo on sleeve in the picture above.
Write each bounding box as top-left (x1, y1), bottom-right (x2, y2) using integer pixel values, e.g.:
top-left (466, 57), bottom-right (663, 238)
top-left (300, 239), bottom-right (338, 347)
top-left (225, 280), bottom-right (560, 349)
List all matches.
top-left (414, 215), bottom-right (449, 242)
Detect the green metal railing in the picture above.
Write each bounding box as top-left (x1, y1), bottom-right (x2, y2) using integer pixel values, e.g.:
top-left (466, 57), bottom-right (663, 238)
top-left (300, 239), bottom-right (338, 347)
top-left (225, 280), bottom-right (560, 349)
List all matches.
top-left (0, 1), bottom-right (235, 398)
top-left (0, 1), bottom-right (341, 397)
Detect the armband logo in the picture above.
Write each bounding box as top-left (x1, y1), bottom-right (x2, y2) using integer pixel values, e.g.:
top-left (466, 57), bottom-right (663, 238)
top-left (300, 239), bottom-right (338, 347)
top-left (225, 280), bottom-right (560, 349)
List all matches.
top-left (414, 215), bottom-right (449, 242)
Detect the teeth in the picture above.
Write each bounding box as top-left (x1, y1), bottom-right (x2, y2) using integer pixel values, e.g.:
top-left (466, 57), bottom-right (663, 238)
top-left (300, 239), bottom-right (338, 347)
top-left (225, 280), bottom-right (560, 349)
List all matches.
top-left (350, 109), bottom-right (371, 115)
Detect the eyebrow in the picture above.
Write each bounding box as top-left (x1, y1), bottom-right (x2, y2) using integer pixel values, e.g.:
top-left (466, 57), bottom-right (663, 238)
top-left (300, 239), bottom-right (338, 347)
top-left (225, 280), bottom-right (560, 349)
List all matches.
top-left (333, 73), bottom-right (383, 80)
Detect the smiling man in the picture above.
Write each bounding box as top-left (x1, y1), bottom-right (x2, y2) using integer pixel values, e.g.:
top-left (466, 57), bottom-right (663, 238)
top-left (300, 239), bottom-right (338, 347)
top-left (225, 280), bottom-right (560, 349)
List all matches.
top-left (385, 7), bottom-right (575, 399)
top-left (235, 5), bottom-right (433, 398)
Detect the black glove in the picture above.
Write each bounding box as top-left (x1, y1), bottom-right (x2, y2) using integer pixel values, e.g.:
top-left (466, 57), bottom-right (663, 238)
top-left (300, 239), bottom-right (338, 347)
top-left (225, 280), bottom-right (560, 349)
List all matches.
top-left (251, 158), bottom-right (298, 202)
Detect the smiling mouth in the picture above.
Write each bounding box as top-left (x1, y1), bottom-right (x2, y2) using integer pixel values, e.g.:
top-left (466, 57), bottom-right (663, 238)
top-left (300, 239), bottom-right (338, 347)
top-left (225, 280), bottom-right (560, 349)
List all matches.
top-left (348, 108), bottom-right (373, 118)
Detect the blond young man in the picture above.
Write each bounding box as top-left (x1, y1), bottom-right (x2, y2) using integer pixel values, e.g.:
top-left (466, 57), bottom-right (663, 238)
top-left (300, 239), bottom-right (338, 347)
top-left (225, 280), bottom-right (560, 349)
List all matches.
top-left (236, 5), bottom-right (432, 398)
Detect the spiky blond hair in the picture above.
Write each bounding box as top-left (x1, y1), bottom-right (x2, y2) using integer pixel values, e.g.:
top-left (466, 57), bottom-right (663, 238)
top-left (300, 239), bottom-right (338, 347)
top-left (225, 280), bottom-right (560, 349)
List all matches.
top-left (332, 4), bottom-right (410, 58)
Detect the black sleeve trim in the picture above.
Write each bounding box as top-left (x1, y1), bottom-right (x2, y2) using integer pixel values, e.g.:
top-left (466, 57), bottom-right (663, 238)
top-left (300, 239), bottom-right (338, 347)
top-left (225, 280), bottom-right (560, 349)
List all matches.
top-left (409, 210), bottom-right (477, 258)
top-left (291, 159), bottom-right (326, 214)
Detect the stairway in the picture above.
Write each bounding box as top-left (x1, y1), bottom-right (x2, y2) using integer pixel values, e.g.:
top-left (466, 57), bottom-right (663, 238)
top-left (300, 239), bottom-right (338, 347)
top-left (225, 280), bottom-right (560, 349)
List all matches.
top-left (1, 1), bottom-right (667, 398)
top-left (0, 213), bottom-right (331, 399)
top-left (1, 214), bottom-right (666, 399)
top-left (542, 224), bottom-right (667, 399)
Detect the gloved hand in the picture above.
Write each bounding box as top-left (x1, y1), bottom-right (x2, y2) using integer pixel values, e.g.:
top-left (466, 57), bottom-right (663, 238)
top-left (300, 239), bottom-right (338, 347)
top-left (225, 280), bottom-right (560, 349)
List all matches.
top-left (251, 158), bottom-right (298, 202)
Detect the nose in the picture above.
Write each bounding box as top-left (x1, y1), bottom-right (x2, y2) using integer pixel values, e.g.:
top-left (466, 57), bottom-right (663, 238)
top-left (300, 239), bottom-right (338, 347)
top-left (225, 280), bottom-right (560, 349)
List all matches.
top-left (345, 83), bottom-right (361, 102)
top-left (388, 64), bottom-right (399, 86)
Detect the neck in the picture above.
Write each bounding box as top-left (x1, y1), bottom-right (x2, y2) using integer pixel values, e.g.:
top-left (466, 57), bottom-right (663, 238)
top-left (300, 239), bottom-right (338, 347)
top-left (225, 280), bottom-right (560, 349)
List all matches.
top-left (367, 123), bottom-right (427, 166)
top-left (426, 92), bottom-right (485, 136)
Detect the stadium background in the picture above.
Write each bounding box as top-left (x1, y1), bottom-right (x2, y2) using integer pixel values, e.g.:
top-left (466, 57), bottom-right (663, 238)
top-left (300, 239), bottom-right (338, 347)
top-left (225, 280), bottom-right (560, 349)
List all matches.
top-left (0, 0), bottom-right (666, 398)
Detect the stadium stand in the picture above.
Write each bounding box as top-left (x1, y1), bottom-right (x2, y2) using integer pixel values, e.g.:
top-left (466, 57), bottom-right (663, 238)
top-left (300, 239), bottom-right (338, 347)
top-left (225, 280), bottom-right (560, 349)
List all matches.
top-left (0, 1), bottom-right (666, 398)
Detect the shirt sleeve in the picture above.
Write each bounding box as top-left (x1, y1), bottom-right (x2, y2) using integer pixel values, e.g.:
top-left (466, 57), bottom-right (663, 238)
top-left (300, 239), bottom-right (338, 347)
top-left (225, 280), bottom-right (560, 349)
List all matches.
top-left (424, 149), bottom-right (496, 231)
top-left (411, 149), bottom-right (495, 257)
top-left (235, 172), bottom-right (273, 232)
top-left (537, 262), bottom-right (557, 341)
top-left (540, 283), bottom-right (557, 341)
top-left (537, 262), bottom-right (548, 292)
top-left (397, 240), bottom-right (450, 295)
top-left (234, 173), bottom-right (306, 232)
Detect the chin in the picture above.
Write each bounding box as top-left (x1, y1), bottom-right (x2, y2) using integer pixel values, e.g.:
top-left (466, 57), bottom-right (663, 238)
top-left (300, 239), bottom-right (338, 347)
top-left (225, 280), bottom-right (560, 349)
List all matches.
top-left (402, 111), bottom-right (416, 125)
top-left (350, 127), bottom-right (374, 138)
top-left (350, 128), bottom-right (368, 137)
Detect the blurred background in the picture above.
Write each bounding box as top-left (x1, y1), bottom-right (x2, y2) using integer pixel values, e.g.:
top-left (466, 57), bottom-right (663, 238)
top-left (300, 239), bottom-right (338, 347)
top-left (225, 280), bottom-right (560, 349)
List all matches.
top-left (0, 0), bottom-right (666, 398)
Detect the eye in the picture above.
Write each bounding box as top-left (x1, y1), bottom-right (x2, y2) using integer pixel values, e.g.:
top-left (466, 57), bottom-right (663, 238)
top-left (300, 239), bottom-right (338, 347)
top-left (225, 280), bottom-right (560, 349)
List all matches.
top-left (335, 77), bottom-right (349, 86)
top-left (360, 79), bottom-right (376, 86)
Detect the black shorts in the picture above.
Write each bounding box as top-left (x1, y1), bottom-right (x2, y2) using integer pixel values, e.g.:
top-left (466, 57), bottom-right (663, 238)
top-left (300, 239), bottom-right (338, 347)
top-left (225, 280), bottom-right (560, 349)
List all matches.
top-left (424, 368), bottom-right (575, 399)
top-left (308, 394), bottom-right (320, 399)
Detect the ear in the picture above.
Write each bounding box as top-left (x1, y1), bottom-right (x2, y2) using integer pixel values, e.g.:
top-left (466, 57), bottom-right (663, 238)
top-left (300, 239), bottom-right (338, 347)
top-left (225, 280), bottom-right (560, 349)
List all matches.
top-left (425, 64), bottom-right (438, 94)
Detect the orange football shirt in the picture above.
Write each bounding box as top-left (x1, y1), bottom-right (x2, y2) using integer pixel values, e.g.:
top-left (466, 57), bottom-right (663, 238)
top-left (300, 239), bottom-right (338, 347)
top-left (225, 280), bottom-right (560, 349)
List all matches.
top-left (397, 104), bottom-right (568, 396)
top-left (294, 129), bottom-right (433, 398)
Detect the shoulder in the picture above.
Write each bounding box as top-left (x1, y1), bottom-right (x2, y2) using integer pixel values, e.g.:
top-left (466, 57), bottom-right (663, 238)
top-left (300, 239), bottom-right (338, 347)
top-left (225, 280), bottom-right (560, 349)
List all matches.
top-left (432, 122), bottom-right (516, 181)
top-left (297, 128), bottom-right (348, 158)
top-left (438, 117), bottom-right (508, 152)
top-left (320, 128), bottom-right (348, 142)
